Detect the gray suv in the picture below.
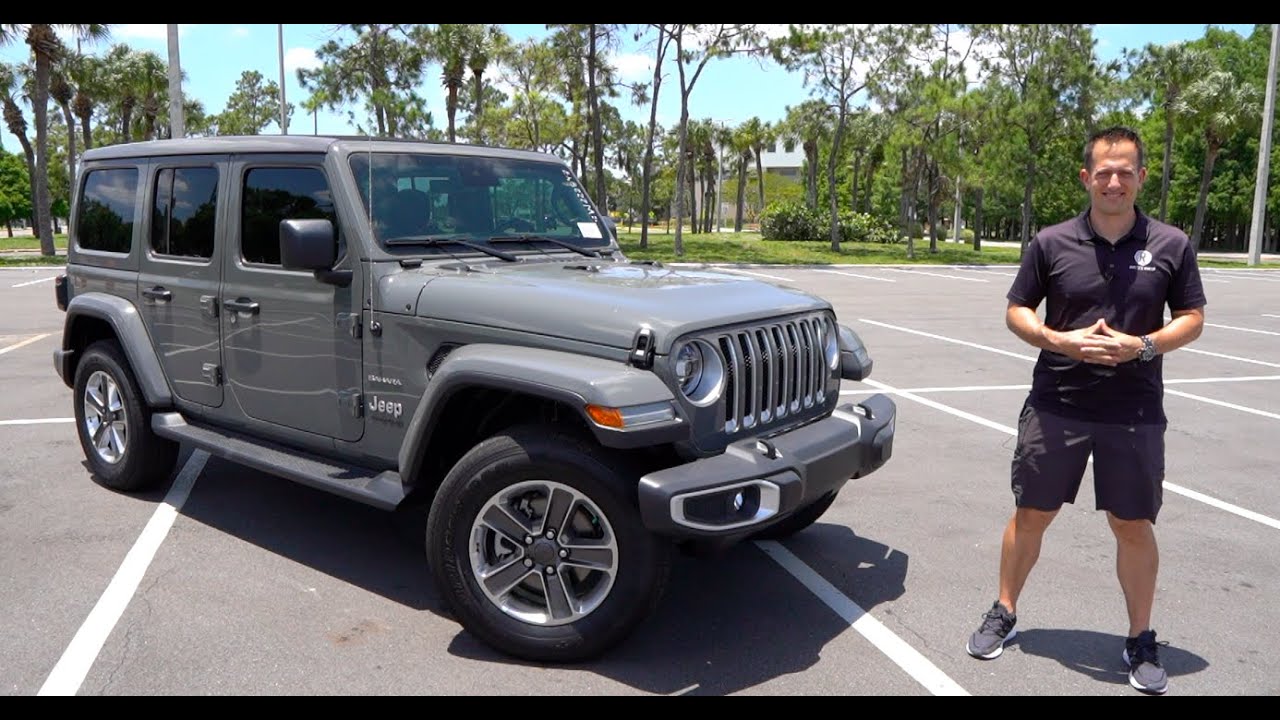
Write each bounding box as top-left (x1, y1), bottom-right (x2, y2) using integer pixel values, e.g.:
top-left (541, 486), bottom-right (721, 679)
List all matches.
top-left (52, 136), bottom-right (896, 663)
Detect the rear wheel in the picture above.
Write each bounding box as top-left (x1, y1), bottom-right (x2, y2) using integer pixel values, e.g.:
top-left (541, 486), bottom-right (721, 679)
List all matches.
top-left (72, 340), bottom-right (179, 492)
top-left (426, 425), bottom-right (670, 662)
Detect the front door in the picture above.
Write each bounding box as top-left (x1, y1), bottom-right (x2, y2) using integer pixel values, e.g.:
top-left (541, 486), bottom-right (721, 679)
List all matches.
top-left (219, 158), bottom-right (363, 442)
top-left (137, 158), bottom-right (225, 408)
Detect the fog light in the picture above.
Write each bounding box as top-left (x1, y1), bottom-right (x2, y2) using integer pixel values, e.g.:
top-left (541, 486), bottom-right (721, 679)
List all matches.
top-left (733, 491), bottom-right (744, 511)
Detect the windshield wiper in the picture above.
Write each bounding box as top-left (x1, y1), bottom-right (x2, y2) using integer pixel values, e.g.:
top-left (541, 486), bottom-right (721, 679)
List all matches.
top-left (489, 234), bottom-right (606, 258)
top-left (384, 235), bottom-right (518, 262)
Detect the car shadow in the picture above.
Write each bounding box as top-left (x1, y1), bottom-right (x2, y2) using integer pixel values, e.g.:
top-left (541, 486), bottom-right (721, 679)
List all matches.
top-left (173, 455), bottom-right (908, 694)
top-left (1011, 628), bottom-right (1209, 686)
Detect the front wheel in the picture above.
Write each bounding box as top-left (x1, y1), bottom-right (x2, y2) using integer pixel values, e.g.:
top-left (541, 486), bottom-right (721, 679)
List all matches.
top-left (425, 426), bottom-right (670, 663)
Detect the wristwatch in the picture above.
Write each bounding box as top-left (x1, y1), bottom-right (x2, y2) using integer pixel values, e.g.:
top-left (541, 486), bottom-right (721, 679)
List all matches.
top-left (1138, 335), bottom-right (1157, 362)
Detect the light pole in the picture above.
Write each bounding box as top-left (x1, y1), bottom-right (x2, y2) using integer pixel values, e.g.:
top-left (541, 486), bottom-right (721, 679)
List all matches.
top-left (166, 25), bottom-right (184, 139)
top-left (1248, 23), bottom-right (1278, 266)
top-left (278, 25), bottom-right (288, 135)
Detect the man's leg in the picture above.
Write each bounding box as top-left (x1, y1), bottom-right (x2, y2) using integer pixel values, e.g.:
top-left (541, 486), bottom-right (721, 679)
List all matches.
top-left (999, 507), bottom-right (1059, 615)
top-left (1106, 513), bottom-right (1158, 636)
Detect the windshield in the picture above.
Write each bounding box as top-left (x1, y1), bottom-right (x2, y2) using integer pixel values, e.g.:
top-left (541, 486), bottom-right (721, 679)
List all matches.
top-left (348, 152), bottom-right (611, 253)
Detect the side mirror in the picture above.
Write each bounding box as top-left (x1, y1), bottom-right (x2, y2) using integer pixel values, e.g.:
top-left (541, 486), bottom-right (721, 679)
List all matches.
top-left (601, 216), bottom-right (617, 239)
top-left (837, 324), bottom-right (874, 381)
top-left (280, 219), bottom-right (350, 287)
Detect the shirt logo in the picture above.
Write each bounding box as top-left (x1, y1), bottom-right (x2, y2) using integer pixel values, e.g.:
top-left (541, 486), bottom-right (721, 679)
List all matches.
top-left (1134, 250), bottom-right (1152, 267)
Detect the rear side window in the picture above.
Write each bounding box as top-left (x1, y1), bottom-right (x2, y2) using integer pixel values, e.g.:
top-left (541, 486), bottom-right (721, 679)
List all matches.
top-left (151, 167), bottom-right (218, 259)
top-left (77, 168), bottom-right (138, 253)
top-left (241, 167), bottom-right (336, 266)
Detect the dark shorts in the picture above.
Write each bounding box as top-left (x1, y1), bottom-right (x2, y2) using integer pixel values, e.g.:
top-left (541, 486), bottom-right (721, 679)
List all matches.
top-left (1011, 402), bottom-right (1166, 522)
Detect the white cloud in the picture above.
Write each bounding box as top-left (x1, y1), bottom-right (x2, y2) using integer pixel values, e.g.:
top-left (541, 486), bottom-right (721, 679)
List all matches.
top-left (115, 24), bottom-right (191, 41)
top-left (758, 24), bottom-right (793, 40)
top-left (232, 27), bottom-right (250, 39)
top-left (284, 47), bottom-right (321, 73)
top-left (612, 52), bottom-right (653, 83)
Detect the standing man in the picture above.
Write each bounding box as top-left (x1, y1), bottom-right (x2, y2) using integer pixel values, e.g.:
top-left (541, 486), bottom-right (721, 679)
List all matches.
top-left (964, 126), bottom-right (1206, 695)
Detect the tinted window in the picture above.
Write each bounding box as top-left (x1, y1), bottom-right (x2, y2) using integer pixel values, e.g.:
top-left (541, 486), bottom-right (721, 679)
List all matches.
top-left (78, 169), bottom-right (138, 253)
top-left (241, 167), bottom-right (335, 265)
top-left (152, 167), bottom-right (218, 259)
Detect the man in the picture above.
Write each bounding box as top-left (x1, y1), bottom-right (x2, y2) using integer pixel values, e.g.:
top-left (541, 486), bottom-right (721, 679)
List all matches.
top-left (965, 126), bottom-right (1206, 695)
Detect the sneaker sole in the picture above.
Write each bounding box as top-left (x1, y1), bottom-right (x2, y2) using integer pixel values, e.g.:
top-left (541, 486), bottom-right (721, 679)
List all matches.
top-left (967, 627), bottom-right (1017, 660)
top-left (1122, 649), bottom-right (1169, 695)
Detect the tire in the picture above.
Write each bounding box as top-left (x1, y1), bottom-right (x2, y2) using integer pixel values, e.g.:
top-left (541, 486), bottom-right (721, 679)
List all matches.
top-left (425, 425), bottom-right (671, 663)
top-left (751, 491), bottom-right (839, 540)
top-left (72, 340), bottom-right (179, 492)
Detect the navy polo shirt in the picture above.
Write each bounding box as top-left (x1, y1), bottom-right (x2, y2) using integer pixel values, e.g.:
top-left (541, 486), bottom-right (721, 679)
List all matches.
top-left (1006, 208), bottom-right (1206, 424)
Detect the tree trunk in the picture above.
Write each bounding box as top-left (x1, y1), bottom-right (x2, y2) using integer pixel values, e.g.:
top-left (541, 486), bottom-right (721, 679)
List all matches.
top-left (588, 25), bottom-right (606, 212)
top-left (1020, 153), bottom-right (1036, 257)
top-left (973, 187), bottom-right (984, 252)
top-left (1160, 106), bottom-right (1175, 222)
top-left (805, 142), bottom-right (818, 210)
top-left (735, 155), bottom-right (747, 232)
top-left (32, 46), bottom-right (56, 255)
top-left (754, 147), bottom-right (765, 218)
top-left (927, 160), bottom-right (941, 253)
top-left (852, 151), bottom-right (862, 212)
top-left (1190, 144), bottom-right (1220, 252)
top-left (60, 101), bottom-right (78, 189)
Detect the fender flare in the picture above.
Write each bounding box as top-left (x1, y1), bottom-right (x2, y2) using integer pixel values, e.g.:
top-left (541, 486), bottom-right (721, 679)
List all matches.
top-left (397, 344), bottom-right (684, 486)
top-left (57, 293), bottom-right (173, 408)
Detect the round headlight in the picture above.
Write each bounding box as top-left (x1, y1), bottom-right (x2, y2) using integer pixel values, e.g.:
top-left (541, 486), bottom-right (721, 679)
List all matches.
top-left (672, 339), bottom-right (724, 406)
top-left (824, 320), bottom-right (840, 372)
top-left (674, 342), bottom-right (703, 394)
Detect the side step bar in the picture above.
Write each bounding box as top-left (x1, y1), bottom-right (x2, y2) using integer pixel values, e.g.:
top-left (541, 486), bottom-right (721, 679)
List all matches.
top-left (151, 413), bottom-right (406, 510)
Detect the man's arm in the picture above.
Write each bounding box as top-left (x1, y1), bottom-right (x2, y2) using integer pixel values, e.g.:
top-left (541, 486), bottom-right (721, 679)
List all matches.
top-left (1090, 307), bottom-right (1205, 364)
top-left (1006, 302), bottom-right (1107, 361)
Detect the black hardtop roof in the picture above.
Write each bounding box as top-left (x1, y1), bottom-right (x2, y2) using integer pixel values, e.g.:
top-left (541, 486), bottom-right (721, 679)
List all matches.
top-left (81, 135), bottom-right (566, 165)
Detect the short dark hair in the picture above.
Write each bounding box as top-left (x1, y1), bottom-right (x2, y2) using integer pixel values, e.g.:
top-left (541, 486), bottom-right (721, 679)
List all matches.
top-left (1084, 126), bottom-right (1145, 171)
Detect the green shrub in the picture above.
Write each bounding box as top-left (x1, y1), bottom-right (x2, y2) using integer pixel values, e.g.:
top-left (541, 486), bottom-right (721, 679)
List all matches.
top-left (760, 201), bottom-right (899, 243)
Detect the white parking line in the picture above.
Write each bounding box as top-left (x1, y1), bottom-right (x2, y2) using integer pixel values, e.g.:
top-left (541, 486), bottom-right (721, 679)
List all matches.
top-left (813, 268), bottom-right (896, 282)
top-left (1182, 347), bottom-right (1280, 369)
top-left (860, 378), bottom-right (1280, 532)
top-left (1202, 322), bottom-right (1280, 337)
top-left (755, 540), bottom-right (969, 696)
top-left (38, 450), bottom-right (209, 696)
top-left (0, 333), bottom-right (51, 356)
top-left (11, 275), bottom-right (58, 288)
top-left (719, 268), bottom-right (794, 282)
top-left (884, 268), bottom-right (988, 282)
top-left (1264, 314), bottom-right (1280, 319)
top-left (0, 417), bottom-right (73, 426)
top-left (838, 375), bottom-right (1280, 396)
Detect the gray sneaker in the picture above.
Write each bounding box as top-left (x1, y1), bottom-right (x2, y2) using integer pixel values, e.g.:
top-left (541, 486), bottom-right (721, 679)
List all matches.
top-left (1123, 630), bottom-right (1169, 695)
top-left (966, 601), bottom-right (1017, 659)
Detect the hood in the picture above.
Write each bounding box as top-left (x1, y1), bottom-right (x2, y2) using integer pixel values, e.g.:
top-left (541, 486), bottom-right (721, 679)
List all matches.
top-left (405, 261), bottom-right (828, 353)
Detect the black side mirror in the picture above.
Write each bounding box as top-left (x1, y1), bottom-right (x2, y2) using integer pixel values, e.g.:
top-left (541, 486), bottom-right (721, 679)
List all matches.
top-left (838, 324), bottom-right (874, 381)
top-left (601, 216), bottom-right (617, 239)
top-left (280, 219), bottom-right (350, 287)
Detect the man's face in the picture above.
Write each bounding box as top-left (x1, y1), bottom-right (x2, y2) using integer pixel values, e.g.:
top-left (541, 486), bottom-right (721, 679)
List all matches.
top-left (1080, 139), bottom-right (1146, 217)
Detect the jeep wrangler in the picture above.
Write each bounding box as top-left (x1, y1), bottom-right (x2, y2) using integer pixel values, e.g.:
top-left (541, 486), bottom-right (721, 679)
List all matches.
top-left (52, 136), bottom-right (896, 663)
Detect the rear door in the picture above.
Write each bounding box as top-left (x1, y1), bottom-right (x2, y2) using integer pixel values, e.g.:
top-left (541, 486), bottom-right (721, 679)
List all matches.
top-left (137, 157), bottom-right (226, 408)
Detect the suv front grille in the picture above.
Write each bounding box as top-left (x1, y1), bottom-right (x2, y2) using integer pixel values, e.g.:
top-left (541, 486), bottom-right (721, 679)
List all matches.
top-left (714, 314), bottom-right (830, 434)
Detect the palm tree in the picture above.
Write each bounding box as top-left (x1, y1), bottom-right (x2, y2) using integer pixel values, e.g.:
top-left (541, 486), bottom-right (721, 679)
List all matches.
top-left (1175, 69), bottom-right (1262, 252)
top-left (738, 117), bottom-right (772, 220)
top-left (1, 24), bottom-right (109, 254)
top-left (783, 100), bottom-right (832, 210)
top-left (1, 62), bottom-right (38, 242)
top-left (1131, 42), bottom-right (1211, 221)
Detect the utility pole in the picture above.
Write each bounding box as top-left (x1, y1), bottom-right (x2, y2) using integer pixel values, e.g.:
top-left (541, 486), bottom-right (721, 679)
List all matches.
top-left (1248, 23), bottom-right (1279, 266)
top-left (278, 25), bottom-right (288, 135)
top-left (166, 25), bottom-right (185, 139)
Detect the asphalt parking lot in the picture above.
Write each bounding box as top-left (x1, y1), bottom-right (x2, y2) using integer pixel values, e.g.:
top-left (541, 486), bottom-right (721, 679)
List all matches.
top-left (1, 261), bottom-right (1277, 696)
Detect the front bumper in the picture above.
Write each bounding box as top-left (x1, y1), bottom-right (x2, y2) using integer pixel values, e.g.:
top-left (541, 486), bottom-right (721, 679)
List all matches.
top-left (637, 394), bottom-right (896, 540)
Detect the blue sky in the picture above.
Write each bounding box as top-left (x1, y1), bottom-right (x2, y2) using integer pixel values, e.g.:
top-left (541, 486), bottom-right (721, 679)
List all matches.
top-left (0, 23), bottom-right (1262, 153)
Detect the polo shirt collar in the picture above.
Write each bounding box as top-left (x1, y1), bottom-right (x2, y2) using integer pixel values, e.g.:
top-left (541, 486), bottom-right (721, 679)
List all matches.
top-left (1075, 206), bottom-right (1150, 244)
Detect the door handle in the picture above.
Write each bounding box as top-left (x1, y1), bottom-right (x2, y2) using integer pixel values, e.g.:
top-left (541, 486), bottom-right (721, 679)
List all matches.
top-left (224, 298), bottom-right (260, 315)
top-left (141, 286), bottom-right (172, 303)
